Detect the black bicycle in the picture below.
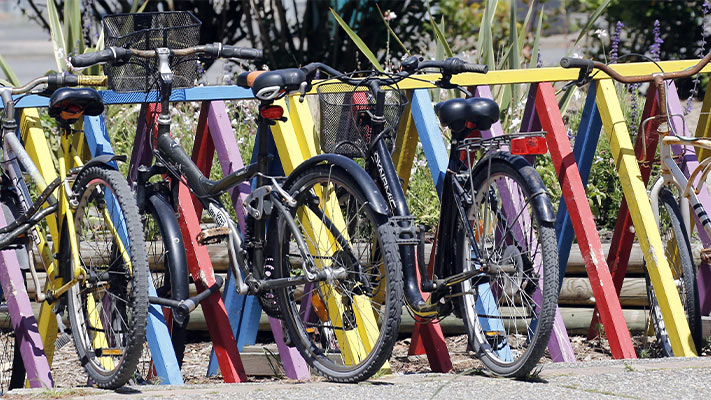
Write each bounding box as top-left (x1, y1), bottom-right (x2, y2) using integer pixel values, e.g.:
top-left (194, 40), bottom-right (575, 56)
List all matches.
top-left (71, 11), bottom-right (404, 383)
top-left (300, 56), bottom-right (559, 377)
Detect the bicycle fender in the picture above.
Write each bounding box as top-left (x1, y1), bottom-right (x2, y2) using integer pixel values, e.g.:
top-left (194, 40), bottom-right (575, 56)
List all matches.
top-left (472, 152), bottom-right (556, 224)
top-left (78, 154), bottom-right (127, 173)
top-left (287, 154), bottom-right (391, 217)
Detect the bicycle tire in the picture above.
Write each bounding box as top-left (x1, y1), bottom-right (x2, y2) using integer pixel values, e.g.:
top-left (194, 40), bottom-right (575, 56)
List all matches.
top-left (644, 187), bottom-right (701, 356)
top-left (457, 152), bottom-right (558, 378)
top-left (269, 164), bottom-right (403, 382)
top-left (61, 166), bottom-right (148, 388)
top-left (141, 191), bottom-right (188, 369)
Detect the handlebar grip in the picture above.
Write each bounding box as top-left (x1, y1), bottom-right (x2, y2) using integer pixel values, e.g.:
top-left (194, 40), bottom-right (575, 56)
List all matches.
top-left (560, 57), bottom-right (594, 69)
top-left (69, 47), bottom-right (131, 68)
top-left (77, 75), bottom-right (108, 86)
top-left (460, 63), bottom-right (488, 74)
top-left (221, 45), bottom-right (262, 60)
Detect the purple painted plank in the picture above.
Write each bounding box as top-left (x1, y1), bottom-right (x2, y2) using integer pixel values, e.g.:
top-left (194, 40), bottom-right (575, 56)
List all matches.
top-left (665, 81), bottom-right (711, 315)
top-left (128, 105), bottom-right (155, 184)
top-left (206, 101), bottom-right (309, 380)
top-left (268, 318), bottom-right (310, 380)
top-left (0, 209), bottom-right (53, 388)
top-left (475, 85), bottom-right (574, 363)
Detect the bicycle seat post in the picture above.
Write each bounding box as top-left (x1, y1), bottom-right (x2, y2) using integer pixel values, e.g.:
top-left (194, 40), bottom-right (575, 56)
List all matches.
top-left (156, 47), bottom-right (173, 137)
top-left (653, 74), bottom-right (671, 136)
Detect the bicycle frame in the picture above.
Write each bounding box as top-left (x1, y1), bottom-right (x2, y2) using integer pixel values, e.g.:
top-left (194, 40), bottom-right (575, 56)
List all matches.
top-left (144, 50), bottom-right (352, 296)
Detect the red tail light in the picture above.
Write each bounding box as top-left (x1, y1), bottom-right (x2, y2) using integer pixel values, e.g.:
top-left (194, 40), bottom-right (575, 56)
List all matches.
top-left (511, 136), bottom-right (547, 155)
top-left (260, 105), bottom-right (284, 120)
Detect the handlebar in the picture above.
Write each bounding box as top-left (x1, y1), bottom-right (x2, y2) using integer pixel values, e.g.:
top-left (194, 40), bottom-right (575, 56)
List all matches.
top-left (7, 73), bottom-right (107, 95)
top-left (69, 43), bottom-right (263, 69)
top-left (299, 56), bottom-right (488, 89)
top-left (560, 52), bottom-right (711, 84)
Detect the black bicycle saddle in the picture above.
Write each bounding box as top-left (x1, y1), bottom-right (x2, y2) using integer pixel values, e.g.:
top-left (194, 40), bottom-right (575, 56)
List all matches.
top-left (237, 69), bottom-right (306, 101)
top-left (435, 97), bottom-right (500, 139)
top-left (48, 87), bottom-right (104, 124)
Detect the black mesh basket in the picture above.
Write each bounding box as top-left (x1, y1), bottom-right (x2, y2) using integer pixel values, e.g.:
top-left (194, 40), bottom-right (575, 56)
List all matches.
top-left (102, 12), bottom-right (201, 92)
top-left (317, 82), bottom-right (407, 158)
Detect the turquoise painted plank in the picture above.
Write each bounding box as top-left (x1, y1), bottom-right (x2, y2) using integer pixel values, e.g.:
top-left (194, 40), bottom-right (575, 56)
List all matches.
top-left (554, 83), bottom-right (603, 287)
top-left (411, 89), bottom-right (448, 195)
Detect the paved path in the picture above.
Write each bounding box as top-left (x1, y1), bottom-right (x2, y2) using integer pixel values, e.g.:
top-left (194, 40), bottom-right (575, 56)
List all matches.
top-left (7, 357), bottom-right (711, 399)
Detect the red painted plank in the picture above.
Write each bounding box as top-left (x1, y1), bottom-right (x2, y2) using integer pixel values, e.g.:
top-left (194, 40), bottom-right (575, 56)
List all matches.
top-left (588, 86), bottom-right (660, 337)
top-left (177, 183), bottom-right (247, 382)
top-left (535, 82), bottom-right (636, 359)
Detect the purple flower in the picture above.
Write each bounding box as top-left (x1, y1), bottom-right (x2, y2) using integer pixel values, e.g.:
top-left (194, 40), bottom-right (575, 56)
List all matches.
top-left (610, 21), bottom-right (624, 64)
top-left (686, 1), bottom-right (711, 114)
top-left (650, 20), bottom-right (663, 62)
top-left (536, 52), bottom-right (542, 68)
top-left (628, 83), bottom-right (640, 131)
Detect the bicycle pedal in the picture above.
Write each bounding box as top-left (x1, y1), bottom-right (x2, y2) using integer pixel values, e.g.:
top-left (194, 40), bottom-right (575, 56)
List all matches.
top-left (701, 248), bottom-right (711, 264)
top-left (54, 332), bottom-right (71, 350)
top-left (196, 226), bottom-right (230, 245)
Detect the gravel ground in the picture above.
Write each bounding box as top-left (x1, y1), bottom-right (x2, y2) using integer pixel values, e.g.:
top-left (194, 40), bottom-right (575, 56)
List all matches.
top-left (8, 357), bottom-right (711, 399)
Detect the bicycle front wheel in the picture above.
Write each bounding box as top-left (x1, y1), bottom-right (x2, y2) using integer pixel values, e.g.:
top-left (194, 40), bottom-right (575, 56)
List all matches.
top-left (140, 190), bottom-right (188, 371)
top-left (457, 152), bottom-right (558, 378)
top-left (61, 166), bottom-right (148, 388)
top-left (644, 186), bottom-right (701, 356)
top-left (269, 165), bottom-right (403, 383)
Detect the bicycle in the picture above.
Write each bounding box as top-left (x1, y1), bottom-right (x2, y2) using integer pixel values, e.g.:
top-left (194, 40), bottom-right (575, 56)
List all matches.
top-left (560, 52), bottom-right (711, 356)
top-left (293, 56), bottom-right (559, 377)
top-left (71, 11), bottom-right (404, 383)
top-left (0, 72), bottom-right (150, 388)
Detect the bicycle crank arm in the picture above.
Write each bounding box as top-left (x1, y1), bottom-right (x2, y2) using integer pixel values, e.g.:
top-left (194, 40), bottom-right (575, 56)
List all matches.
top-left (149, 275), bottom-right (224, 325)
top-left (257, 267), bottom-right (347, 291)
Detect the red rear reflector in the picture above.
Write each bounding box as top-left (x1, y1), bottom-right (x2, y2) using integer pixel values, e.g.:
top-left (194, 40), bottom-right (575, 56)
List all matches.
top-left (260, 105), bottom-right (284, 120)
top-left (510, 136), bottom-right (547, 155)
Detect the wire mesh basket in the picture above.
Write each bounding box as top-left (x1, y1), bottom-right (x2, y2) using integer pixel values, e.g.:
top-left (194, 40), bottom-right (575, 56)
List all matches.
top-left (102, 11), bottom-right (201, 92)
top-left (317, 82), bottom-right (407, 158)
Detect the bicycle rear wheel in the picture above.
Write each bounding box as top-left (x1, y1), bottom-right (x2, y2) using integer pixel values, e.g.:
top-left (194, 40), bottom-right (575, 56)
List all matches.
top-left (644, 186), bottom-right (701, 356)
top-left (270, 165), bottom-right (403, 383)
top-left (62, 166), bottom-right (148, 388)
top-left (457, 153), bottom-right (558, 378)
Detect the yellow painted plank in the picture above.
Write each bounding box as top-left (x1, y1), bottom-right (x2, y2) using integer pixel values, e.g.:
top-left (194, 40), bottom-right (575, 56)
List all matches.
top-left (596, 79), bottom-right (696, 356)
top-left (19, 109), bottom-right (63, 364)
top-left (392, 91), bottom-right (418, 193)
top-left (695, 79), bottom-right (711, 161)
top-left (305, 60), bottom-right (711, 94)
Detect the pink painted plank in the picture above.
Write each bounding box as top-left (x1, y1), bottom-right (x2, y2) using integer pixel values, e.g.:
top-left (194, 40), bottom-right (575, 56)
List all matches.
top-left (0, 210), bottom-right (53, 389)
top-left (474, 85), bottom-right (574, 363)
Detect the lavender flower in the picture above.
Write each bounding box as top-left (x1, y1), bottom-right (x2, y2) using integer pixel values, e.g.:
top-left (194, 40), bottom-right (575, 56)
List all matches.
top-left (650, 20), bottom-right (663, 62)
top-left (536, 52), bottom-right (542, 68)
top-left (628, 83), bottom-right (640, 132)
top-left (610, 21), bottom-right (624, 64)
top-left (686, 1), bottom-right (711, 114)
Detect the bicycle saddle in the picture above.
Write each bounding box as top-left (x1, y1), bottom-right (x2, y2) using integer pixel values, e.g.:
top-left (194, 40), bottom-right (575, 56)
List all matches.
top-left (237, 69), bottom-right (306, 101)
top-left (48, 87), bottom-right (104, 124)
top-left (435, 97), bottom-right (500, 140)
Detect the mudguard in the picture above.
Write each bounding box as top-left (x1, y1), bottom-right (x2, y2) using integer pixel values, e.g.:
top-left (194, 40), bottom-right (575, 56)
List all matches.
top-left (286, 153), bottom-right (391, 217)
top-left (78, 154), bottom-right (127, 175)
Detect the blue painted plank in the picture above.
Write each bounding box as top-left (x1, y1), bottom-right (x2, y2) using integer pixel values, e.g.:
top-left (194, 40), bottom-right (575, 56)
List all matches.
top-left (84, 115), bottom-right (184, 385)
top-left (411, 89), bottom-right (448, 196)
top-left (5, 85), bottom-right (254, 109)
top-left (553, 83), bottom-right (603, 288)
